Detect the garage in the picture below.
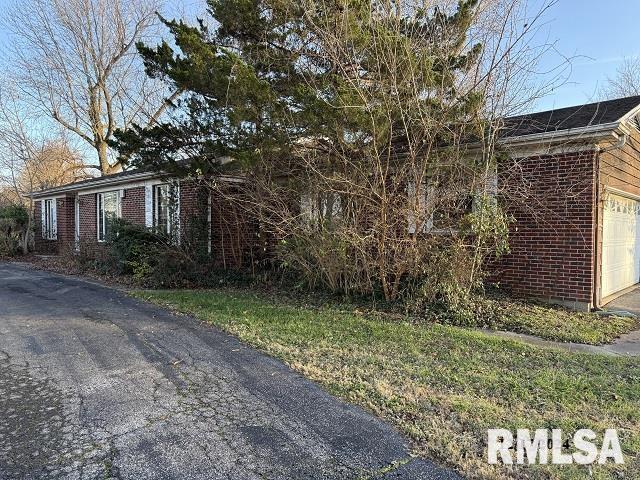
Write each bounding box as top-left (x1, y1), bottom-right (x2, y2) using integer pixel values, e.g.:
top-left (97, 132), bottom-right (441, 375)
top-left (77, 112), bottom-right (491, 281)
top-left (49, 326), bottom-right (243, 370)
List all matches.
top-left (601, 192), bottom-right (640, 299)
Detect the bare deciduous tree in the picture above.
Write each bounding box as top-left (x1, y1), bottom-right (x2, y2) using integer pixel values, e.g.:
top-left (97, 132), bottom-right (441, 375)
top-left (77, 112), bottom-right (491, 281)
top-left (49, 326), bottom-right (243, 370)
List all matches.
top-left (601, 57), bottom-right (640, 99)
top-left (3, 0), bottom-right (180, 175)
top-left (0, 85), bottom-right (88, 253)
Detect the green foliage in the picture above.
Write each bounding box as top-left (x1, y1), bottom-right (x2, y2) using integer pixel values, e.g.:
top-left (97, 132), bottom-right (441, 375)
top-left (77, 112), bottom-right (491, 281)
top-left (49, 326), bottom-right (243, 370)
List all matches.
top-left (462, 195), bottom-right (511, 257)
top-left (403, 240), bottom-right (481, 323)
top-left (113, 0), bottom-right (510, 313)
top-left (114, 0), bottom-right (484, 173)
top-left (103, 219), bottom-right (165, 277)
top-left (0, 204), bottom-right (29, 227)
top-left (485, 295), bottom-right (638, 345)
top-left (0, 204), bottom-right (30, 256)
top-left (99, 219), bottom-right (189, 287)
top-left (100, 218), bottom-right (252, 288)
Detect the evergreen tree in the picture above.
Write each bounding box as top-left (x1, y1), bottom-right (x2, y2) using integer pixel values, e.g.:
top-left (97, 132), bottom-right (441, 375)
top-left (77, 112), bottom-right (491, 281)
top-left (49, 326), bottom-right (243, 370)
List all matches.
top-left (115, 0), bottom-right (509, 304)
top-left (115, 0), bottom-right (483, 174)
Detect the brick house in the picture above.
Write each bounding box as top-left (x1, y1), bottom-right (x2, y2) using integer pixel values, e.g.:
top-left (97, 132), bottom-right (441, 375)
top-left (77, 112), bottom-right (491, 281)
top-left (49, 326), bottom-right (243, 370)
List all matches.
top-left (31, 95), bottom-right (640, 310)
top-left (492, 95), bottom-right (640, 310)
top-left (32, 171), bottom-right (258, 269)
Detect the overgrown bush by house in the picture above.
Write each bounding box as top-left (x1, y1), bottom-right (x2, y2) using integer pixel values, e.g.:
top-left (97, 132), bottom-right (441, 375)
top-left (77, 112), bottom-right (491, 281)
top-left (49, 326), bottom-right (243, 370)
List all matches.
top-left (0, 204), bottom-right (30, 256)
top-left (274, 195), bottom-right (511, 323)
top-left (112, 0), bottom-right (532, 319)
top-left (98, 219), bottom-right (252, 288)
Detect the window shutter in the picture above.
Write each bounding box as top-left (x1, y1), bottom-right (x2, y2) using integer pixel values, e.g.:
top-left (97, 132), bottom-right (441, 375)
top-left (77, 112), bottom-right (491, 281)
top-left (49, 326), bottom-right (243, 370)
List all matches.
top-left (172, 181), bottom-right (181, 244)
top-left (41, 200), bottom-right (47, 239)
top-left (50, 200), bottom-right (57, 239)
top-left (144, 185), bottom-right (153, 228)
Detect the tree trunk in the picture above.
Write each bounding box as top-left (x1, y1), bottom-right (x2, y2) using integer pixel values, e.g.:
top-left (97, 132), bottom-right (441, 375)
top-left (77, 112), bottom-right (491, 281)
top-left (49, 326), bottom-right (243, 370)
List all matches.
top-left (21, 203), bottom-right (32, 255)
top-left (97, 140), bottom-right (120, 175)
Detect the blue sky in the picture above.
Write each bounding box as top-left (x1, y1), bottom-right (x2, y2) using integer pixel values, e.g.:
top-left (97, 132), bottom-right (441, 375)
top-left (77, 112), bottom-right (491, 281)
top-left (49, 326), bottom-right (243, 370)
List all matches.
top-left (0, 0), bottom-right (637, 114)
top-left (530, 0), bottom-right (640, 111)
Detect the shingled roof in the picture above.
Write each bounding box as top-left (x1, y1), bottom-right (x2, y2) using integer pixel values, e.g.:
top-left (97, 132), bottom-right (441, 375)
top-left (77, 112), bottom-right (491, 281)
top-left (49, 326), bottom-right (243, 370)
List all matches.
top-left (30, 159), bottom-right (196, 198)
top-left (502, 95), bottom-right (640, 138)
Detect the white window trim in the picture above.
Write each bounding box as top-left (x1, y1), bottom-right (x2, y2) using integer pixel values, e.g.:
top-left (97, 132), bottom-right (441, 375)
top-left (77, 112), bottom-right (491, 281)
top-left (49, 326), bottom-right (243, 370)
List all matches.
top-left (74, 196), bottom-right (80, 251)
top-left (41, 198), bottom-right (58, 240)
top-left (300, 191), bottom-right (343, 224)
top-left (153, 182), bottom-right (180, 242)
top-left (407, 172), bottom-right (498, 235)
top-left (96, 190), bottom-right (122, 242)
top-left (144, 185), bottom-right (154, 228)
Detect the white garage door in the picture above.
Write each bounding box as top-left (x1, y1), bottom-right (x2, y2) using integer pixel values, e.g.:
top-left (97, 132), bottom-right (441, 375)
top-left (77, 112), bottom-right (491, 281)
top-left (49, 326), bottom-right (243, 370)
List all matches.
top-left (602, 193), bottom-right (640, 298)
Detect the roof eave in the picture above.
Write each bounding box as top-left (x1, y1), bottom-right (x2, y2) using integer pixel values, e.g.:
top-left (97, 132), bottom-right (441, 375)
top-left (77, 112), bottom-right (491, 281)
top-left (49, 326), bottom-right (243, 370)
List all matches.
top-left (30, 170), bottom-right (165, 199)
top-left (499, 121), bottom-right (622, 148)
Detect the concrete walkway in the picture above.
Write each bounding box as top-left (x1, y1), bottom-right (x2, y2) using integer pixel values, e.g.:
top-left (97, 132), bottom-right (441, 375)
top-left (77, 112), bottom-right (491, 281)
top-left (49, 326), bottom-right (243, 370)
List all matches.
top-left (483, 288), bottom-right (640, 357)
top-left (600, 287), bottom-right (640, 356)
top-left (482, 329), bottom-right (639, 357)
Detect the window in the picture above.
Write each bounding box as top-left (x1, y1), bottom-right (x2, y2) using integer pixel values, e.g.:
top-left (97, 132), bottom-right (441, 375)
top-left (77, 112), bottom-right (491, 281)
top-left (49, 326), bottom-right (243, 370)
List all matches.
top-left (407, 182), bottom-right (475, 234)
top-left (431, 192), bottom-right (474, 230)
top-left (41, 199), bottom-right (57, 240)
top-left (154, 184), bottom-right (179, 238)
top-left (300, 191), bottom-right (343, 225)
top-left (97, 191), bottom-right (120, 242)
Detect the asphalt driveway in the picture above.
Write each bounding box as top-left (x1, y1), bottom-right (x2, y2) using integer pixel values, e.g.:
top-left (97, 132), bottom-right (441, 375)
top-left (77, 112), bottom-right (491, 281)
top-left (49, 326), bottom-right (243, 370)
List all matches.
top-left (0, 262), bottom-right (459, 480)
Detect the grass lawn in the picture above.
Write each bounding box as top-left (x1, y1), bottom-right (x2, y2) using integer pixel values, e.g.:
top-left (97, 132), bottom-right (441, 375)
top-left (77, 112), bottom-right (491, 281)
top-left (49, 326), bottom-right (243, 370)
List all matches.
top-left (487, 298), bottom-right (637, 345)
top-left (133, 289), bottom-right (640, 480)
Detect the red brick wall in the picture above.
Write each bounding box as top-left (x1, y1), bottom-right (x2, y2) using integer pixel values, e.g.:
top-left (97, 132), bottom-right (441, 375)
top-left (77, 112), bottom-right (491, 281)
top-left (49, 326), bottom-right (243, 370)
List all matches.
top-left (489, 150), bottom-right (597, 307)
top-left (33, 196), bottom-right (75, 254)
top-left (179, 179), bottom-right (204, 226)
top-left (75, 187), bottom-right (146, 254)
top-left (121, 187), bottom-right (145, 226)
top-left (210, 189), bottom-right (261, 269)
top-left (33, 179), bottom-right (262, 271)
top-left (179, 179), bottom-right (262, 269)
top-left (76, 192), bottom-right (103, 256)
top-left (57, 196), bottom-right (75, 249)
top-left (77, 193), bottom-right (97, 241)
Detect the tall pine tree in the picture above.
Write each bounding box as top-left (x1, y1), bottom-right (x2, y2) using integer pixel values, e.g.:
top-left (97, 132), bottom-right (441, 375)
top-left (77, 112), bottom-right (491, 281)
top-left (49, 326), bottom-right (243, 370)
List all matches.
top-left (115, 0), bottom-right (483, 174)
top-left (115, 0), bottom-right (509, 303)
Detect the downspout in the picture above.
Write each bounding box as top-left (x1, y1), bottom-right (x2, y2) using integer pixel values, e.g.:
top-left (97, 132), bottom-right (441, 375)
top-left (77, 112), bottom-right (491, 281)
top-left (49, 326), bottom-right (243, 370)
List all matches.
top-left (593, 133), bottom-right (629, 309)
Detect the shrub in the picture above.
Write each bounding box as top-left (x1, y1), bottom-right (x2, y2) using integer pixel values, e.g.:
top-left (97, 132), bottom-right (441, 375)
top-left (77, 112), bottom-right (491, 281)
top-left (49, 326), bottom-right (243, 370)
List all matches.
top-left (0, 204), bottom-right (30, 256)
top-left (103, 219), bottom-right (165, 275)
top-left (100, 219), bottom-right (252, 288)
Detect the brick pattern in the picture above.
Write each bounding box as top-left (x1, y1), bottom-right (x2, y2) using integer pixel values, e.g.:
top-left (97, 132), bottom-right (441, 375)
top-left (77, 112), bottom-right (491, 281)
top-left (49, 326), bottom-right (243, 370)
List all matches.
top-left (489, 150), bottom-right (597, 306)
top-left (75, 187), bottom-right (147, 254)
top-left (34, 196), bottom-right (75, 254)
top-left (77, 193), bottom-right (97, 241)
top-left (76, 193), bottom-right (104, 256)
top-left (121, 187), bottom-right (146, 226)
top-left (57, 196), bottom-right (75, 250)
top-left (179, 179), bottom-right (204, 227)
top-left (33, 155), bottom-right (600, 305)
top-left (179, 179), bottom-right (260, 269)
top-left (210, 189), bottom-right (261, 269)
top-left (33, 179), bottom-right (260, 271)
